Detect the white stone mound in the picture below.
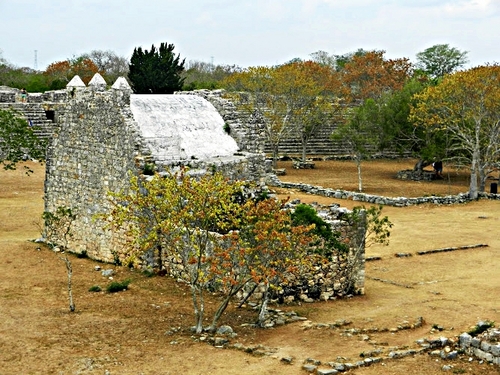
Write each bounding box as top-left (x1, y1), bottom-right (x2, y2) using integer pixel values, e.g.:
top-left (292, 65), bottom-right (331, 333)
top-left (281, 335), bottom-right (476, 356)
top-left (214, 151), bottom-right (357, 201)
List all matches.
top-left (130, 94), bottom-right (239, 162)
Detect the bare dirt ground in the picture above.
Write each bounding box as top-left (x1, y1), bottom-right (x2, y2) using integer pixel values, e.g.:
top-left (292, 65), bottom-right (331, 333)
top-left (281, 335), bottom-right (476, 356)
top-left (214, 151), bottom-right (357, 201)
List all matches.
top-left (1, 160), bottom-right (499, 375)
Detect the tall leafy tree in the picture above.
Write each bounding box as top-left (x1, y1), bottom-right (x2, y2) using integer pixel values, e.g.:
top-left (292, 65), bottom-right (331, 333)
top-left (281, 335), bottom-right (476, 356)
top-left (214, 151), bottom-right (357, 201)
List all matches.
top-left (331, 100), bottom-right (382, 192)
top-left (223, 61), bottom-right (338, 167)
top-left (309, 50), bottom-right (336, 68)
top-left (128, 42), bottom-right (185, 94)
top-left (44, 60), bottom-right (72, 89)
top-left (370, 77), bottom-right (447, 170)
top-left (68, 57), bottom-right (101, 84)
top-left (44, 57), bottom-right (100, 88)
top-left (182, 60), bottom-right (241, 90)
top-left (410, 65), bottom-right (500, 198)
top-left (416, 44), bottom-right (468, 80)
top-left (331, 51), bottom-right (412, 191)
top-left (334, 48), bottom-right (371, 72)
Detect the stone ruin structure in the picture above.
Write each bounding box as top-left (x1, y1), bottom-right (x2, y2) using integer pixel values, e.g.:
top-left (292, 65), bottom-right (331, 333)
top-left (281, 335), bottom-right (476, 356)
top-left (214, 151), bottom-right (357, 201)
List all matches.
top-left (0, 75), bottom-right (365, 299)
top-left (38, 74), bottom-right (268, 263)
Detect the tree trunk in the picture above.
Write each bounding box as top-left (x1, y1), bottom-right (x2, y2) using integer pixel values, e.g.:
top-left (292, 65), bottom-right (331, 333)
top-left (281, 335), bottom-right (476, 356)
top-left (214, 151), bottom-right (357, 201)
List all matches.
top-left (191, 285), bottom-right (204, 333)
top-left (356, 156), bottom-right (363, 192)
top-left (60, 255), bottom-right (75, 312)
top-left (470, 126), bottom-right (481, 199)
top-left (238, 283), bottom-right (258, 308)
top-left (413, 159), bottom-right (431, 173)
top-left (301, 136), bottom-right (307, 163)
top-left (271, 144), bottom-right (279, 169)
top-left (257, 284), bottom-right (269, 327)
top-left (208, 282), bottom-right (247, 332)
top-left (478, 165), bottom-right (487, 193)
top-left (469, 170), bottom-right (478, 199)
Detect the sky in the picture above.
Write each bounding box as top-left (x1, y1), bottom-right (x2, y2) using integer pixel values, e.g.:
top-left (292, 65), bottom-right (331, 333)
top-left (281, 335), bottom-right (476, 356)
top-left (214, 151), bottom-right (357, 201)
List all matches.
top-left (1, 0), bottom-right (499, 71)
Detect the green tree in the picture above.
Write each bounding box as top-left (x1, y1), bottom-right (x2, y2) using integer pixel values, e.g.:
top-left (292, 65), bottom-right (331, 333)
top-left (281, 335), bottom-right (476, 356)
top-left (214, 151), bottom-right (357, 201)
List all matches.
top-left (416, 44), bottom-right (468, 80)
top-left (331, 100), bottom-right (382, 192)
top-left (363, 77), bottom-right (446, 171)
top-left (128, 42), bottom-right (185, 94)
top-left (410, 65), bottom-right (500, 198)
top-left (0, 61), bottom-right (52, 92)
top-left (0, 108), bottom-right (46, 172)
top-left (331, 51), bottom-right (413, 191)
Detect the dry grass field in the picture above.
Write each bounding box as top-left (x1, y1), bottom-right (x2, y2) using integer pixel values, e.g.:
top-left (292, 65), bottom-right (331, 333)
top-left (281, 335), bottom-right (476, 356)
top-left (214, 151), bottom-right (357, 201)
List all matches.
top-left (1, 160), bottom-right (499, 375)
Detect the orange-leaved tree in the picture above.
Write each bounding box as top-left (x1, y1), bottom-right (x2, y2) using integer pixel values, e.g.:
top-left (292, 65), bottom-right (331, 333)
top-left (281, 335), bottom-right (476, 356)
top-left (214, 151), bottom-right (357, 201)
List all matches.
top-left (44, 57), bottom-right (101, 89)
top-left (338, 50), bottom-right (412, 103)
top-left (219, 197), bottom-right (315, 327)
top-left (410, 65), bottom-right (500, 199)
top-left (331, 51), bottom-right (412, 191)
top-left (103, 168), bottom-right (317, 333)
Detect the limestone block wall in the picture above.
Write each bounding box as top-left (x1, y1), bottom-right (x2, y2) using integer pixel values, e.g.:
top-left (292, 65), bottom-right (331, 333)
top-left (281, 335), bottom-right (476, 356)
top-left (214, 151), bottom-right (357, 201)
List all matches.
top-left (0, 87), bottom-right (68, 146)
top-left (44, 86), bottom-right (146, 261)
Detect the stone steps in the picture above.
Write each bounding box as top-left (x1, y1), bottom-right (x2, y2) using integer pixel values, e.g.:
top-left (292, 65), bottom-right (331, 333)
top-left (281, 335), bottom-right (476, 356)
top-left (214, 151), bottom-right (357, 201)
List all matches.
top-left (0, 103), bottom-right (56, 141)
top-left (264, 121), bottom-right (343, 155)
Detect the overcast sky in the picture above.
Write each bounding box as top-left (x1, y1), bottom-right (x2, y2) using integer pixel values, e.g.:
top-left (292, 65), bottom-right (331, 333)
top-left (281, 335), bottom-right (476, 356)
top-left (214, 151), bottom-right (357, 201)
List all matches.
top-left (1, 0), bottom-right (499, 70)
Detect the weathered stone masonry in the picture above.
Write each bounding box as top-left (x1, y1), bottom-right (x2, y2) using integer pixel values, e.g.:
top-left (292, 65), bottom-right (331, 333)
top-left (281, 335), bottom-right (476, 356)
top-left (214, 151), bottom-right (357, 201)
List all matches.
top-left (43, 76), bottom-right (269, 262)
top-left (44, 80), bottom-right (143, 261)
top-left (23, 75), bottom-right (364, 300)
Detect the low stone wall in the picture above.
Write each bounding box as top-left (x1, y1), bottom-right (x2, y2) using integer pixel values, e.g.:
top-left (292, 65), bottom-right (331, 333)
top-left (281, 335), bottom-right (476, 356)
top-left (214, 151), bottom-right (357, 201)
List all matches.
top-left (0, 87), bottom-right (17, 102)
top-left (0, 86), bottom-right (69, 104)
top-left (269, 177), bottom-right (500, 206)
top-left (150, 201), bottom-right (366, 303)
top-left (396, 169), bottom-right (436, 181)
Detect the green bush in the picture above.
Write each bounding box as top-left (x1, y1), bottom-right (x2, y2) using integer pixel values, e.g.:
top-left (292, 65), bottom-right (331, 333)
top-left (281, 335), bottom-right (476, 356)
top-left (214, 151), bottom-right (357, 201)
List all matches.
top-left (88, 285), bottom-right (102, 292)
top-left (291, 204), bottom-right (346, 255)
top-left (106, 279), bottom-right (131, 293)
top-left (143, 163), bottom-right (156, 176)
top-left (468, 320), bottom-right (494, 336)
top-left (142, 269), bottom-right (156, 278)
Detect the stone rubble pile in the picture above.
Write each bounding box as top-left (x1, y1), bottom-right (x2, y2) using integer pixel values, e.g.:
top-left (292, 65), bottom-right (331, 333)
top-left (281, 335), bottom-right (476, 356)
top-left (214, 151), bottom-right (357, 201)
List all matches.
top-left (459, 325), bottom-right (500, 365)
top-left (193, 318), bottom-right (499, 373)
